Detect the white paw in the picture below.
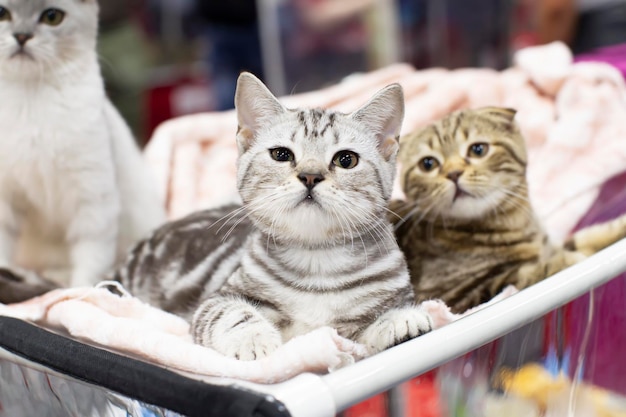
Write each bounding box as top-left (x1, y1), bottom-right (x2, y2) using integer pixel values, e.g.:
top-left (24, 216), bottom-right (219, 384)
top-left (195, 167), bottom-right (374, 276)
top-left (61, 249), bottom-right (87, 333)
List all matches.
top-left (360, 307), bottom-right (433, 354)
top-left (214, 322), bottom-right (283, 361)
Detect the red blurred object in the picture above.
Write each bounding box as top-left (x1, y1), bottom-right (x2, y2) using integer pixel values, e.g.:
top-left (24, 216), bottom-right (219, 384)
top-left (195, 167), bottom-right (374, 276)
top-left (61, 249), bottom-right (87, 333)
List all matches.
top-left (343, 392), bottom-right (388, 417)
top-left (144, 71), bottom-right (215, 142)
top-left (404, 371), bottom-right (443, 417)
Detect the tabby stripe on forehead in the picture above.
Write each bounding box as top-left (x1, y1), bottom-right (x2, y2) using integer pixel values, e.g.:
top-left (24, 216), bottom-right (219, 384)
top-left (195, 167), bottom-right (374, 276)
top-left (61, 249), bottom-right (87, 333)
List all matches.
top-left (310, 109), bottom-right (323, 137)
top-left (320, 113), bottom-right (336, 137)
top-left (450, 113), bottom-right (464, 140)
top-left (298, 111), bottom-right (309, 137)
top-left (426, 126), bottom-right (443, 149)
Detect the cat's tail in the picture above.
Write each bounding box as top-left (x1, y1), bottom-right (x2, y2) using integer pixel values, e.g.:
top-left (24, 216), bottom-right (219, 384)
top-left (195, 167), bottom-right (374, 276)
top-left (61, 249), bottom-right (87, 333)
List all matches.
top-left (0, 266), bottom-right (128, 304)
top-left (0, 267), bottom-right (61, 304)
top-left (564, 212), bottom-right (626, 256)
top-left (103, 99), bottom-right (167, 259)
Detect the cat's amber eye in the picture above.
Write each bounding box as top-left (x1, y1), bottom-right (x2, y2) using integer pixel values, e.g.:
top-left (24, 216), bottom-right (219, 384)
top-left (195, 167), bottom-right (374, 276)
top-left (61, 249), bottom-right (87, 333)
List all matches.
top-left (270, 147), bottom-right (295, 162)
top-left (0, 7), bottom-right (11, 22)
top-left (418, 157), bottom-right (439, 172)
top-left (468, 143), bottom-right (490, 158)
top-left (39, 8), bottom-right (65, 26)
top-left (332, 151), bottom-right (359, 169)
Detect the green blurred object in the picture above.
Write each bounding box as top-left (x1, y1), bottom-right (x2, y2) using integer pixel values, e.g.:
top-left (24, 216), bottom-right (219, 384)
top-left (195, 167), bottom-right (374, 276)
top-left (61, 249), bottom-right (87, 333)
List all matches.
top-left (98, 20), bottom-right (152, 145)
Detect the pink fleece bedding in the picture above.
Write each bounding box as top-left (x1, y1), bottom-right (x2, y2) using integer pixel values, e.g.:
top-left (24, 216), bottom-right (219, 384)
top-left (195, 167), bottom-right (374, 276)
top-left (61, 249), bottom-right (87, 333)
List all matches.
top-left (0, 284), bottom-right (516, 384)
top-left (145, 42), bottom-right (626, 244)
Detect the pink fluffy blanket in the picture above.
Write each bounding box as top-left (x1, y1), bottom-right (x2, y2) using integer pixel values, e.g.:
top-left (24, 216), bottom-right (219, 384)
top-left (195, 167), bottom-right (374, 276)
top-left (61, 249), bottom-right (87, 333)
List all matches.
top-left (146, 42), bottom-right (626, 243)
top-left (0, 284), bottom-right (516, 384)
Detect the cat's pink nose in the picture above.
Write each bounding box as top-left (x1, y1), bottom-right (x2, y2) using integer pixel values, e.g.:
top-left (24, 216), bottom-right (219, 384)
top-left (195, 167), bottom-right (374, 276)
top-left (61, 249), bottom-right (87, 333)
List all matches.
top-left (14, 33), bottom-right (33, 46)
top-left (446, 170), bottom-right (463, 183)
top-left (298, 173), bottom-right (324, 190)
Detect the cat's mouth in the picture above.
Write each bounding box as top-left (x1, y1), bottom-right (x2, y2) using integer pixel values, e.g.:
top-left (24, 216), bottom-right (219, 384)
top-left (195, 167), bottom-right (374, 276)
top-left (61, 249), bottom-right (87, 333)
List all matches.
top-left (452, 186), bottom-right (471, 202)
top-left (11, 49), bottom-right (34, 60)
top-left (299, 191), bottom-right (323, 208)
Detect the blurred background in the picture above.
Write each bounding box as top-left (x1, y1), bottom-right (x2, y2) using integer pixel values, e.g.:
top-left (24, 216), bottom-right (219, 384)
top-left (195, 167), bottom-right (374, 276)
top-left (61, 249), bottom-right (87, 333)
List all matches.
top-left (102, 0), bottom-right (626, 145)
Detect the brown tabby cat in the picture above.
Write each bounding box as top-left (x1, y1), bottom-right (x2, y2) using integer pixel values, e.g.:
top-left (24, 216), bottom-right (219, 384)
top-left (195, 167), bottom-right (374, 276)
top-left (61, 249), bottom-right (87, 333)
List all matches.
top-left (390, 107), bottom-right (626, 313)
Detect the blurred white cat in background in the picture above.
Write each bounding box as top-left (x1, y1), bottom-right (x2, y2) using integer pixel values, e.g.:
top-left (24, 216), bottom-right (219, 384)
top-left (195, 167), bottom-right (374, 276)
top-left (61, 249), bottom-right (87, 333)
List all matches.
top-left (0, 0), bottom-right (166, 287)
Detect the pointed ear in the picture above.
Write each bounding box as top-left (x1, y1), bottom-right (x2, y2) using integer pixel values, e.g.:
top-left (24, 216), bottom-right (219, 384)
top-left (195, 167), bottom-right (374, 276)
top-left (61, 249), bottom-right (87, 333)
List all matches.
top-left (475, 107), bottom-right (517, 123)
top-left (351, 83), bottom-right (405, 161)
top-left (234, 72), bottom-right (285, 153)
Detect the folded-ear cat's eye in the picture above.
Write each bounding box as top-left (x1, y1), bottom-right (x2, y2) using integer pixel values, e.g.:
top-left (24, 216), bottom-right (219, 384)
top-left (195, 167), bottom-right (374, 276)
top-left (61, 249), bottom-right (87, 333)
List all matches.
top-left (270, 147), bottom-right (295, 162)
top-left (0, 7), bottom-right (11, 21)
top-left (332, 151), bottom-right (359, 169)
top-left (468, 143), bottom-right (490, 158)
top-left (418, 157), bottom-right (439, 172)
top-left (39, 8), bottom-right (65, 26)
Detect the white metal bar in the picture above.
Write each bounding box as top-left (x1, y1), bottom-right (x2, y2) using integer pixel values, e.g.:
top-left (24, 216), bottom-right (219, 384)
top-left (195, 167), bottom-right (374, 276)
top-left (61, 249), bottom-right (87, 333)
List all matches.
top-left (256, 0), bottom-right (288, 96)
top-left (250, 238), bottom-right (626, 416)
top-left (323, 238), bottom-right (626, 411)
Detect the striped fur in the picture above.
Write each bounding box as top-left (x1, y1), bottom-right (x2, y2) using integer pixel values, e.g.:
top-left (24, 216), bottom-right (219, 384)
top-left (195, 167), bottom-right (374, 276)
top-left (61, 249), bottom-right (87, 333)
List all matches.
top-left (113, 73), bottom-right (431, 359)
top-left (391, 107), bottom-right (626, 313)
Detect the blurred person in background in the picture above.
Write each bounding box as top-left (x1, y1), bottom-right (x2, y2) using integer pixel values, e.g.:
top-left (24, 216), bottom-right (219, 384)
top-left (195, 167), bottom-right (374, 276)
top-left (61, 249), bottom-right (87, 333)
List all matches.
top-left (537, 0), bottom-right (626, 53)
top-left (285, 0), bottom-right (374, 92)
top-left (99, 0), bottom-right (154, 143)
top-left (195, 1), bottom-right (265, 111)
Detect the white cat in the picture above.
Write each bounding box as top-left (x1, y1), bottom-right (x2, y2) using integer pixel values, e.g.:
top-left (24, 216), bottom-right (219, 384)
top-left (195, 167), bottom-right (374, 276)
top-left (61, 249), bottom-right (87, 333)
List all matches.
top-left (0, 0), bottom-right (166, 286)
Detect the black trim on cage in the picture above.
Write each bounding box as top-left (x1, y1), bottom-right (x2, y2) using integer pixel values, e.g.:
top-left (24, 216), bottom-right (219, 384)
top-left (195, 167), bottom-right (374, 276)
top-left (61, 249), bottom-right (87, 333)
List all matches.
top-left (0, 316), bottom-right (291, 417)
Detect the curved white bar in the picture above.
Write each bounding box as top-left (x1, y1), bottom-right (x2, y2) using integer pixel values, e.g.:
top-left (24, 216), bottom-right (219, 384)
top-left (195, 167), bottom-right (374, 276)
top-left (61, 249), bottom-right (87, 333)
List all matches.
top-left (247, 239), bottom-right (626, 416)
top-left (320, 238), bottom-right (626, 412)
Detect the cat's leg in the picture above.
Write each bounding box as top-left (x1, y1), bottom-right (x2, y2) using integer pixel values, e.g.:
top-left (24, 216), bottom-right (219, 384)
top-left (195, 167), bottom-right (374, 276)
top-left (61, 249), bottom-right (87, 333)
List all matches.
top-left (566, 213), bottom-right (626, 256)
top-left (0, 201), bottom-right (20, 268)
top-left (191, 295), bottom-right (282, 360)
top-left (66, 200), bottom-right (119, 287)
top-left (517, 249), bottom-right (585, 289)
top-left (357, 306), bottom-right (433, 355)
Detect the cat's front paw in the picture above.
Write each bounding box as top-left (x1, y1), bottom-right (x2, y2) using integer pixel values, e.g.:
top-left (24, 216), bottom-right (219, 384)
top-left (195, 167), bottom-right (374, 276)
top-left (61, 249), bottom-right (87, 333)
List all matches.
top-left (222, 329), bottom-right (282, 361)
top-left (212, 321), bottom-right (283, 361)
top-left (359, 307), bottom-right (433, 354)
top-left (192, 298), bottom-right (284, 361)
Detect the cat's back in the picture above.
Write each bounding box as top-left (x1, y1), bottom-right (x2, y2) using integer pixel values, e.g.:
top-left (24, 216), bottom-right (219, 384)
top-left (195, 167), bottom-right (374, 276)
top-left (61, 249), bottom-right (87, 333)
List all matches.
top-left (115, 204), bottom-right (252, 319)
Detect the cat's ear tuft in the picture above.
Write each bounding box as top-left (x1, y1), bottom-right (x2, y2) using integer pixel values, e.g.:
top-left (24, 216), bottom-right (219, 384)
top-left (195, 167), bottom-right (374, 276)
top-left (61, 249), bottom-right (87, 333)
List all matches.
top-left (475, 107), bottom-right (517, 123)
top-left (351, 83), bottom-right (405, 161)
top-left (235, 72), bottom-right (285, 153)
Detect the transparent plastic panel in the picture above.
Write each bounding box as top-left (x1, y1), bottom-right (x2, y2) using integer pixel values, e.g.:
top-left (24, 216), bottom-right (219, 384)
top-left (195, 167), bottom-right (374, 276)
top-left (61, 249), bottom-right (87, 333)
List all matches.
top-left (343, 274), bottom-right (626, 417)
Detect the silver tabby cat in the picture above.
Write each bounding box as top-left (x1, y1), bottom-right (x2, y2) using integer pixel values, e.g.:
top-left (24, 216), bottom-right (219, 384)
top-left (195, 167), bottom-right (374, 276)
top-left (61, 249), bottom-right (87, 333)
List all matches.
top-left (110, 73), bottom-right (433, 359)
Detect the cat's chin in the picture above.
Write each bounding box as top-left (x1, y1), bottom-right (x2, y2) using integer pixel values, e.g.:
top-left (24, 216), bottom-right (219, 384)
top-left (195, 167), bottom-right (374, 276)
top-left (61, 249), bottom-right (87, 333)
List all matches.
top-left (1, 55), bottom-right (42, 80)
top-left (268, 202), bottom-right (344, 246)
top-left (445, 193), bottom-right (501, 220)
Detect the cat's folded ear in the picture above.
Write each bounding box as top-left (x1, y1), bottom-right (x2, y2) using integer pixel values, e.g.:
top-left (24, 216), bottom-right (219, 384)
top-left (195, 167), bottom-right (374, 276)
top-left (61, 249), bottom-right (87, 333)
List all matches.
top-left (350, 83), bottom-right (405, 161)
top-left (475, 107), bottom-right (517, 123)
top-left (235, 72), bottom-right (286, 153)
